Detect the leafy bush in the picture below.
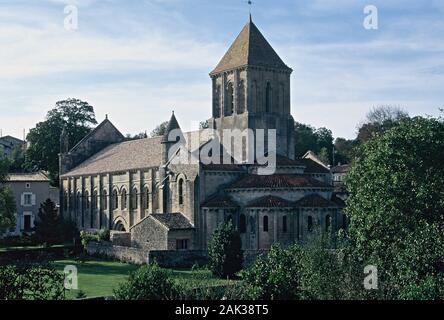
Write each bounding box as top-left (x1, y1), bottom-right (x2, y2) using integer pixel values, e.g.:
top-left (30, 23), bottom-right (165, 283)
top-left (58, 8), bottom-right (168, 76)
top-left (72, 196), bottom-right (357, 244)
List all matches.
top-left (242, 244), bottom-right (303, 300)
top-left (208, 221), bottom-right (243, 278)
top-left (98, 229), bottom-right (110, 242)
top-left (241, 236), bottom-right (350, 300)
top-left (80, 231), bottom-right (99, 249)
top-left (0, 264), bottom-right (65, 300)
top-left (114, 263), bottom-right (179, 300)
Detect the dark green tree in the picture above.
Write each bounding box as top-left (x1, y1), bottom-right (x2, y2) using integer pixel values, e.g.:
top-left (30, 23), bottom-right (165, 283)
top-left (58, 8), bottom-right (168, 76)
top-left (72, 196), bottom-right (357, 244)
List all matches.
top-left (357, 105), bottom-right (409, 143)
top-left (346, 116), bottom-right (444, 299)
top-left (0, 158), bottom-right (16, 234)
top-left (34, 199), bottom-right (61, 245)
top-left (25, 98), bottom-right (97, 185)
top-left (150, 121), bottom-right (169, 138)
top-left (208, 221), bottom-right (243, 278)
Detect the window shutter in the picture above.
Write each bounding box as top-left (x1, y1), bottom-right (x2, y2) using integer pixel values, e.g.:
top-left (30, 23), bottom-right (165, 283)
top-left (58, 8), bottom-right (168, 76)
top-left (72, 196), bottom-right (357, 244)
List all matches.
top-left (21, 194), bottom-right (25, 206)
top-left (31, 194), bottom-right (36, 205)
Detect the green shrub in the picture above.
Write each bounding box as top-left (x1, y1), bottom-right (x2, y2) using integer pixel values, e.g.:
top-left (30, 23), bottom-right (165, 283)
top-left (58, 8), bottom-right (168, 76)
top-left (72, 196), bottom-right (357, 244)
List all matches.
top-left (208, 221), bottom-right (243, 278)
top-left (98, 229), bottom-right (110, 242)
top-left (0, 264), bottom-right (65, 300)
top-left (114, 263), bottom-right (179, 300)
top-left (242, 244), bottom-right (303, 300)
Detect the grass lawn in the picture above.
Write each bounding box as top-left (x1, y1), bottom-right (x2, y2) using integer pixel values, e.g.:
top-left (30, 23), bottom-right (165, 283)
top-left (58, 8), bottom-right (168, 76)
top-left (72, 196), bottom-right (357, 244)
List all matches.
top-left (53, 259), bottom-right (138, 299)
top-left (52, 258), bottom-right (234, 300)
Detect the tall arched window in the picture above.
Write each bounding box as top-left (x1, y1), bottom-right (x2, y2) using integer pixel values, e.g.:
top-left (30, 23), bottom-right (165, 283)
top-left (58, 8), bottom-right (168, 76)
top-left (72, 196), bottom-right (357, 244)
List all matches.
top-left (308, 216), bottom-right (313, 232)
top-left (84, 191), bottom-right (90, 210)
top-left (265, 82), bottom-right (272, 112)
top-left (239, 214), bottom-right (247, 233)
top-left (131, 188), bottom-right (138, 210)
top-left (92, 190), bottom-right (98, 211)
top-left (283, 215), bottom-right (288, 233)
top-left (237, 80), bottom-right (245, 114)
top-left (263, 215), bottom-right (269, 232)
top-left (113, 190), bottom-right (119, 210)
top-left (325, 215), bottom-right (331, 232)
top-left (342, 214), bottom-right (348, 230)
top-left (102, 190), bottom-right (108, 211)
top-left (121, 189), bottom-right (127, 210)
top-left (144, 187), bottom-right (150, 210)
top-left (249, 216), bottom-right (255, 234)
top-left (214, 84), bottom-right (221, 118)
top-left (178, 179), bottom-right (184, 205)
top-left (76, 191), bottom-right (81, 211)
top-left (225, 82), bottom-right (234, 116)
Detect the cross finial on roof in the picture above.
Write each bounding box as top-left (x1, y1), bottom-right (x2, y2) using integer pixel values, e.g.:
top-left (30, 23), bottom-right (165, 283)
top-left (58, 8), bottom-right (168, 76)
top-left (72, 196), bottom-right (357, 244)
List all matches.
top-left (247, 0), bottom-right (253, 18)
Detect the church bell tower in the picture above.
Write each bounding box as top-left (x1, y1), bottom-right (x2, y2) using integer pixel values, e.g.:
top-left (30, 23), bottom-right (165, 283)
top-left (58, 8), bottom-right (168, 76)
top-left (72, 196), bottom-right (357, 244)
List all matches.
top-left (209, 16), bottom-right (295, 160)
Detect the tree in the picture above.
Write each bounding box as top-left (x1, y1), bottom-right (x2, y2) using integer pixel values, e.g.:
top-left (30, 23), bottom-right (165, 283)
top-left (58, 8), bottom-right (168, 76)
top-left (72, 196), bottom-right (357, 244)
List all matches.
top-left (294, 122), bottom-right (334, 163)
top-left (34, 199), bottom-right (61, 245)
top-left (357, 105), bottom-right (409, 143)
top-left (125, 132), bottom-right (148, 141)
top-left (333, 137), bottom-right (356, 165)
top-left (25, 98), bottom-right (97, 185)
top-left (208, 221), bottom-right (243, 278)
top-left (114, 263), bottom-right (178, 300)
top-left (0, 158), bottom-right (16, 234)
top-left (8, 145), bottom-right (26, 173)
top-left (346, 116), bottom-right (444, 298)
top-left (150, 121), bottom-right (169, 138)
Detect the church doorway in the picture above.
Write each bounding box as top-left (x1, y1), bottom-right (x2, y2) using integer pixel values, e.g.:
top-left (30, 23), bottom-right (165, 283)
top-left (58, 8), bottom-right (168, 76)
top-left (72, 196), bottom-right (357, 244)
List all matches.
top-left (114, 221), bottom-right (126, 232)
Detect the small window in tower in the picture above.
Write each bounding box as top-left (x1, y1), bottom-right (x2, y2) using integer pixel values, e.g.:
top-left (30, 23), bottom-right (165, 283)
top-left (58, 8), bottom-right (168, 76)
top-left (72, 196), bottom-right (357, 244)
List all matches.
top-left (263, 215), bottom-right (269, 232)
top-left (225, 82), bottom-right (234, 116)
top-left (308, 216), bottom-right (313, 232)
top-left (178, 179), bottom-right (184, 205)
top-left (283, 215), bottom-right (288, 233)
top-left (265, 82), bottom-right (272, 112)
top-left (240, 214), bottom-right (247, 233)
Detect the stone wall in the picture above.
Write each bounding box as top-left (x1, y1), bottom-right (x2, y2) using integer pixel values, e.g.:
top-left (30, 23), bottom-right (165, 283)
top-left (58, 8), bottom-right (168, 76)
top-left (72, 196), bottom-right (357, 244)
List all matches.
top-left (110, 231), bottom-right (131, 247)
top-left (130, 216), bottom-right (168, 250)
top-left (86, 242), bottom-right (148, 265)
top-left (148, 250), bottom-right (208, 268)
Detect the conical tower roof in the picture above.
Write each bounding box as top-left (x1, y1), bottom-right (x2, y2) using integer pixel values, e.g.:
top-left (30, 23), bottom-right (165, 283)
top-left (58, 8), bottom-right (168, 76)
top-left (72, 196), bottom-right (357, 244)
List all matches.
top-left (162, 112), bottom-right (182, 144)
top-left (210, 17), bottom-right (292, 75)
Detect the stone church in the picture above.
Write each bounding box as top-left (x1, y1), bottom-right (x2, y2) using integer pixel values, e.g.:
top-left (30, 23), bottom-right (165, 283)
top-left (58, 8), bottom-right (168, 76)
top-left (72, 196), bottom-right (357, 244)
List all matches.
top-left (60, 17), bottom-right (345, 253)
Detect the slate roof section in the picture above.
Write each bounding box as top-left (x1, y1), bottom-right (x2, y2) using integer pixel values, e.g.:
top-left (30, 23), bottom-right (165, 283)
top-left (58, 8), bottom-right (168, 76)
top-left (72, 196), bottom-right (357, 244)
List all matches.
top-left (247, 195), bottom-right (294, 208)
top-left (210, 19), bottom-right (292, 75)
top-left (331, 164), bottom-right (350, 174)
top-left (7, 172), bottom-right (49, 182)
top-left (202, 194), bottom-right (239, 208)
top-left (150, 213), bottom-right (194, 230)
top-left (61, 136), bottom-right (163, 177)
top-left (227, 174), bottom-right (331, 189)
top-left (295, 194), bottom-right (338, 208)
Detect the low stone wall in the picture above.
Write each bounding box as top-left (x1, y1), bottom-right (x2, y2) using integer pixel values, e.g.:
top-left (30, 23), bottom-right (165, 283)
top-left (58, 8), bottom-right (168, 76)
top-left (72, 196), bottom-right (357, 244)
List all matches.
top-left (86, 242), bottom-right (266, 267)
top-left (87, 242), bottom-right (148, 264)
top-left (110, 231), bottom-right (131, 247)
top-left (148, 250), bottom-right (209, 268)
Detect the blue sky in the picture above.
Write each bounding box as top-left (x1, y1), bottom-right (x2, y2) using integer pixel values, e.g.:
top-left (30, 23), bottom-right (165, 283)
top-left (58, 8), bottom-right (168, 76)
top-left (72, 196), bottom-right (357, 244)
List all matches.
top-left (1, 0), bottom-right (443, 139)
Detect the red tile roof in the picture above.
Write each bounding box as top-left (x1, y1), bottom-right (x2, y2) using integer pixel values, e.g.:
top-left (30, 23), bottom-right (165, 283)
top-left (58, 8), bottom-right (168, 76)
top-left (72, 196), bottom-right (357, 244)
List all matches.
top-left (227, 174), bottom-right (331, 189)
top-left (295, 194), bottom-right (338, 208)
top-left (202, 194), bottom-right (238, 208)
top-left (247, 195), bottom-right (294, 208)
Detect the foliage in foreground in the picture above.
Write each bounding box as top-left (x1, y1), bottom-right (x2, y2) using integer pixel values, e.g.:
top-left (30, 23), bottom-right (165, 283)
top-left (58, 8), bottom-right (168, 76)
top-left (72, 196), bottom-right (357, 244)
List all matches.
top-left (346, 116), bottom-right (444, 299)
top-left (114, 263), bottom-right (179, 300)
top-left (208, 221), bottom-right (243, 278)
top-left (0, 264), bottom-right (65, 300)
